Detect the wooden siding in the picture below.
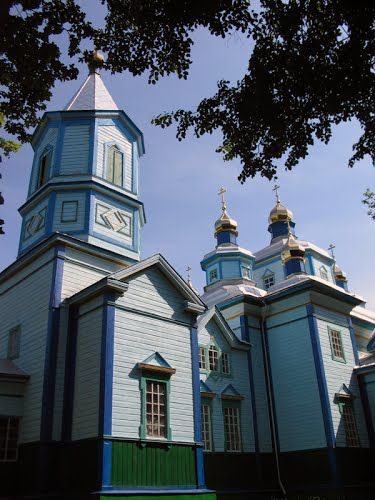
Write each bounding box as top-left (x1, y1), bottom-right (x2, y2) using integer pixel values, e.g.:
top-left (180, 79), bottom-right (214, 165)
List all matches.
top-left (97, 125), bottom-right (133, 191)
top-left (253, 259), bottom-right (284, 290)
top-left (117, 268), bottom-right (191, 324)
top-left (60, 125), bottom-right (90, 175)
top-left (113, 309), bottom-right (194, 442)
top-left (268, 316), bottom-right (326, 451)
top-left (111, 441), bottom-right (196, 487)
top-left (0, 250), bottom-right (55, 443)
top-left (72, 301), bottom-right (103, 440)
top-left (315, 308), bottom-right (369, 447)
top-left (221, 260), bottom-right (240, 279)
top-left (30, 126), bottom-right (58, 193)
top-left (93, 197), bottom-right (133, 248)
top-left (198, 317), bottom-right (254, 452)
top-left (20, 199), bottom-right (48, 252)
top-left (310, 255), bottom-right (334, 283)
top-left (352, 321), bottom-right (373, 357)
top-left (53, 192), bottom-right (86, 233)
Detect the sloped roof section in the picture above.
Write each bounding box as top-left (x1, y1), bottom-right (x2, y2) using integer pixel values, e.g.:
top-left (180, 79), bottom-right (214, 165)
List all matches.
top-left (65, 72), bottom-right (118, 111)
top-left (0, 359), bottom-right (29, 380)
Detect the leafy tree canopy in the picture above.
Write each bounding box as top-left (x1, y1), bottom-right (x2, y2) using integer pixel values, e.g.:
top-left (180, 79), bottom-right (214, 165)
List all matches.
top-left (1, 0), bottom-right (374, 181)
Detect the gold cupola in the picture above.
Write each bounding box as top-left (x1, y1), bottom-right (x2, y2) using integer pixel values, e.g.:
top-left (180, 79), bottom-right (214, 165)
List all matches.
top-left (214, 187), bottom-right (238, 244)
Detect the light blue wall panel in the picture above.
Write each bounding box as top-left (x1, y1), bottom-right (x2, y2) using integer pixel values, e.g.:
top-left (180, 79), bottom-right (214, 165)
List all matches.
top-left (53, 192), bottom-right (86, 233)
top-left (60, 125), bottom-right (90, 175)
top-left (316, 314), bottom-right (369, 447)
top-left (267, 305), bottom-right (307, 329)
top-left (310, 255), bottom-right (334, 283)
top-left (268, 317), bottom-right (326, 451)
top-left (253, 258), bottom-right (284, 290)
top-left (198, 318), bottom-right (254, 452)
top-left (221, 260), bottom-right (240, 279)
top-left (72, 301), bottom-right (103, 440)
top-left (96, 124), bottom-right (133, 191)
top-left (19, 199), bottom-right (49, 253)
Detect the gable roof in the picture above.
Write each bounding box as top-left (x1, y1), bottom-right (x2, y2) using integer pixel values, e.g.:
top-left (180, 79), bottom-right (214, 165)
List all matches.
top-left (141, 352), bottom-right (173, 369)
top-left (111, 254), bottom-right (206, 312)
top-left (198, 306), bottom-right (250, 350)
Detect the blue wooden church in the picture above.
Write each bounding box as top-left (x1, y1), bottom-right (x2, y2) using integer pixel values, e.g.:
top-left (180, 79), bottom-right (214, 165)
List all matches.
top-left (1, 56), bottom-right (375, 499)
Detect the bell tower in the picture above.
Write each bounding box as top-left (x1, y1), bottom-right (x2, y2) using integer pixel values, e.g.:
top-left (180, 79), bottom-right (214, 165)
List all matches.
top-left (18, 52), bottom-right (145, 263)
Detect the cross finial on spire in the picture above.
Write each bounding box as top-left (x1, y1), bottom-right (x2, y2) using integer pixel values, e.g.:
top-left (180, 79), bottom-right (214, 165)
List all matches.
top-left (186, 265), bottom-right (192, 282)
top-left (328, 243), bottom-right (336, 259)
top-left (273, 183), bottom-right (281, 204)
top-left (218, 187), bottom-right (227, 213)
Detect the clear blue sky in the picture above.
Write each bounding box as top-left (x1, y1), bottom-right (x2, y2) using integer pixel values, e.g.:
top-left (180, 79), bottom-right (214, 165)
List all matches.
top-left (1, 16), bottom-right (374, 308)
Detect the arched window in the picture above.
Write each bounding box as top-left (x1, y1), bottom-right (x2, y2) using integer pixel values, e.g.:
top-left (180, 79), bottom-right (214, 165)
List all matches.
top-left (107, 145), bottom-right (123, 187)
top-left (319, 266), bottom-right (328, 281)
top-left (37, 149), bottom-right (52, 189)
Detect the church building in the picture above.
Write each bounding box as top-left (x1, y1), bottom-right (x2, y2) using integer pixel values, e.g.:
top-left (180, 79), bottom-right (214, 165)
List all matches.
top-left (1, 55), bottom-right (374, 499)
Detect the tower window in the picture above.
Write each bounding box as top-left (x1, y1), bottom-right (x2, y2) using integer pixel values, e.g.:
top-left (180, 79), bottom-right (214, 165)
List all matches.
top-left (8, 326), bottom-right (21, 360)
top-left (145, 380), bottom-right (167, 438)
top-left (107, 145), bottom-right (124, 187)
top-left (208, 345), bottom-right (219, 371)
top-left (342, 403), bottom-right (360, 447)
top-left (0, 416), bottom-right (20, 461)
top-left (319, 266), bottom-right (329, 281)
top-left (328, 328), bottom-right (345, 362)
top-left (242, 267), bottom-right (251, 279)
top-left (37, 150), bottom-right (52, 189)
top-left (223, 406), bottom-right (241, 452)
top-left (221, 353), bottom-right (231, 375)
top-left (263, 273), bottom-right (275, 290)
top-left (209, 269), bottom-right (218, 282)
top-left (201, 403), bottom-right (213, 451)
top-left (199, 346), bottom-right (207, 370)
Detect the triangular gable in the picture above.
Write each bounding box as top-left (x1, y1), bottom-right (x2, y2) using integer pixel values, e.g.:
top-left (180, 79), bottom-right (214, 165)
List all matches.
top-left (198, 307), bottom-right (249, 350)
top-left (141, 352), bottom-right (172, 369)
top-left (200, 380), bottom-right (215, 399)
top-left (221, 384), bottom-right (244, 401)
top-left (111, 254), bottom-right (206, 311)
top-left (262, 268), bottom-right (275, 277)
top-left (334, 383), bottom-right (355, 403)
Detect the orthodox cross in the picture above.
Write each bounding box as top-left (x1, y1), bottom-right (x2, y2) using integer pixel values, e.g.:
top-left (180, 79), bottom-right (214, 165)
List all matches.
top-left (328, 243), bottom-right (336, 259)
top-left (218, 187), bottom-right (227, 212)
top-left (186, 265), bottom-right (192, 283)
top-left (273, 183), bottom-right (281, 204)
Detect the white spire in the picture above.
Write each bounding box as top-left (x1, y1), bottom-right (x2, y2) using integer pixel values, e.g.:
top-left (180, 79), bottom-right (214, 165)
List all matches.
top-left (64, 72), bottom-right (118, 111)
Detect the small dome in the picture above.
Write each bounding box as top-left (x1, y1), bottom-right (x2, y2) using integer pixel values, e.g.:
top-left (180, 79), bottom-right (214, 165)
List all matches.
top-left (281, 234), bottom-right (305, 263)
top-left (214, 209), bottom-right (238, 237)
top-left (334, 264), bottom-right (347, 281)
top-left (269, 201), bottom-right (294, 224)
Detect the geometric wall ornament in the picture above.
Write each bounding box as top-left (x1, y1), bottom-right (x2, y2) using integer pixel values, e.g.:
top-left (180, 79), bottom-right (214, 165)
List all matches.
top-left (95, 203), bottom-right (132, 236)
top-left (24, 207), bottom-right (47, 240)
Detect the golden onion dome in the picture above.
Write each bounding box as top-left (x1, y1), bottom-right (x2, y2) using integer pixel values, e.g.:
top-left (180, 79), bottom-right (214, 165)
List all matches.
top-left (334, 264), bottom-right (347, 281)
top-left (214, 208), bottom-right (238, 237)
top-left (268, 201), bottom-right (294, 224)
top-left (281, 234), bottom-right (305, 263)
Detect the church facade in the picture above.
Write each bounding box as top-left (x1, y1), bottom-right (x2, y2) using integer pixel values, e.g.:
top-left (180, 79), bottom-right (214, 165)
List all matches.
top-left (1, 60), bottom-right (375, 499)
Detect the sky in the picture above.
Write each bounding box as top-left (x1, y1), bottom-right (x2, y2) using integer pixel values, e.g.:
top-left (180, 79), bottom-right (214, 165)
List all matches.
top-left (1, 11), bottom-right (374, 309)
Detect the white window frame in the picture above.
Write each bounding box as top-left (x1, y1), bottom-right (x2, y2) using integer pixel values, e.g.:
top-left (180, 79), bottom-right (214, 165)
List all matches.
top-left (201, 403), bottom-right (213, 452)
top-left (221, 352), bottom-right (231, 375)
top-left (209, 268), bottom-right (218, 283)
top-left (223, 405), bottom-right (242, 452)
top-left (145, 380), bottom-right (167, 439)
top-left (199, 346), bottom-right (207, 370)
top-left (208, 345), bottom-right (219, 372)
top-left (328, 327), bottom-right (346, 363)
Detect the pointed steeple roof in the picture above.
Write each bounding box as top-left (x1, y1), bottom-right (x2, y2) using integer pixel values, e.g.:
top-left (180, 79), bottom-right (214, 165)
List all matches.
top-left (65, 72), bottom-right (118, 111)
top-left (65, 52), bottom-right (118, 111)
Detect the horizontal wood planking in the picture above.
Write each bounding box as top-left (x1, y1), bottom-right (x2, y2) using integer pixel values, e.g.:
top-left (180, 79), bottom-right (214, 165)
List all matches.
top-left (0, 254), bottom-right (54, 442)
top-left (97, 125), bottom-right (133, 191)
top-left (221, 260), bottom-right (241, 280)
top-left (198, 317), bottom-right (254, 452)
top-left (253, 259), bottom-right (284, 290)
top-left (352, 321), bottom-right (374, 357)
top-left (72, 303), bottom-right (103, 440)
top-left (268, 317), bottom-right (326, 451)
top-left (315, 311), bottom-right (369, 448)
top-left (20, 199), bottom-right (49, 252)
top-left (53, 192), bottom-right (86, 232)
top-left (113, 308), bottom-right (194, 442)
top-left (60, 125), bottom-right (90, 175)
